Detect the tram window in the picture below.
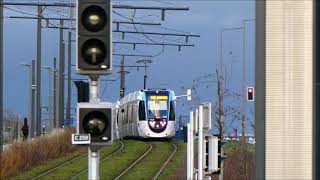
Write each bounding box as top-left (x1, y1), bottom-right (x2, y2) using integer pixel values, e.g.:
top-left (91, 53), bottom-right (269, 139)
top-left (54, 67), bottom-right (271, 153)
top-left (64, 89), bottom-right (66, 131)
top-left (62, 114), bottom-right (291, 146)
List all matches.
top-left (117, 110), bottom-right (119, 125)
top-left (169, 101), bottom-right (175, 121)
top-left (138, 101), bottom-right (146, 121)
top-left (121, 107), bottom-right (125, 124)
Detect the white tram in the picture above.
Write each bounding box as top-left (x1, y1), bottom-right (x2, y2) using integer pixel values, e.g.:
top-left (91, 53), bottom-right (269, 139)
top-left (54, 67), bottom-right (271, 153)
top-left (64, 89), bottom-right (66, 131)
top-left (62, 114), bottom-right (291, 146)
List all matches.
top-left (116, 89), bottom-right (176, 139)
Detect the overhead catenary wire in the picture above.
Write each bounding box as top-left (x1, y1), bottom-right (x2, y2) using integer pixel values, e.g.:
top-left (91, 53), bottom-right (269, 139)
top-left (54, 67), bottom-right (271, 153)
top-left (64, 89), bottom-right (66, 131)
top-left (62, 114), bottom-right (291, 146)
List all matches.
top-left (3, 1), bottom-right (198, 103)
top-left (131, 9), bottom-right (159, 44)
top-left (2, 5), bottom-right (59, 28)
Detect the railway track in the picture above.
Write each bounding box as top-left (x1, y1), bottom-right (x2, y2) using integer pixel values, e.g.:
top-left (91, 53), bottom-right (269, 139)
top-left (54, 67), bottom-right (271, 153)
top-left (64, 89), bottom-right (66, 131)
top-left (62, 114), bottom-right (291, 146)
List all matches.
top-left (152, 142), bottom-right (178, 180)
top-left (113, 144), bottom-right (153, 180)
top-left (70, 141), bottom-right (125, 180)
top-left (31, 152), bottom-right (88, 180)
top-left (31, 141), bottom-right (124, 180)
top-left (32, 140), bottom-right (178, 180)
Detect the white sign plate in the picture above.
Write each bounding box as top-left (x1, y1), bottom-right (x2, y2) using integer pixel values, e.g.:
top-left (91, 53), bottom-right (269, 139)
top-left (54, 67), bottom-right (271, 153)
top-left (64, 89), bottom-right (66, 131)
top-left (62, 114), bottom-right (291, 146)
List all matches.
top-left (72, 134), bottom-right (91, 145)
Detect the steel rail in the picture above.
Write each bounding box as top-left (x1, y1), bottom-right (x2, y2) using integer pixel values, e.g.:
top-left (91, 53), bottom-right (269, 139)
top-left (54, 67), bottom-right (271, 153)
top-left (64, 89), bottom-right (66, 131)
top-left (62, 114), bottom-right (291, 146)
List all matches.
top-left (152, 142), bottom-right (178, 180)
top-left (31, 152), bottom-right (88, 180)
top-left (70, 141), bottom-right (125, 180)
top-left (114, 144), bottom-right (153, 180)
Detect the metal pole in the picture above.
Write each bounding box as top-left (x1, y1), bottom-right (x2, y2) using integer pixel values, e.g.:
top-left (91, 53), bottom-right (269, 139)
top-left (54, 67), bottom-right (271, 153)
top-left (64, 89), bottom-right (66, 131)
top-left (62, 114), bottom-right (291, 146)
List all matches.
top-left (66, 31), bottom-right (72, 126)
top-left (219, 145), bottom-right (224, 180)
top-left (27, 65), bottom-right (32, 137)
top-left (144, 76), bottom-right (147, 89)
top-left (220, 29), bottom-right (223, 74)
top-left (120, 56), bottom-right (125, 98)
top-left (88, 147), bottom-right (100, 180)
top-left (187, 123), bottom-right (192, 179)
top-left (88, 76), bottom-right (100, 180)
top-left (187, 111), bottom-right (194, 180)
top-left (220, 27), bottom-right (243, 74)
top-left (144, 63), bottom-right (147, 89)
top-left (0, 0), bottom-right (3, 152)
top-left (195, 108), bottom-right (198, 135)
top-left (48, 69), bottom-right (52, 130)
top-left (198, 105), bottom-right (204, 180)
top-left (136, 60), bottom-right (152, 90)
top-left (35, 6), bottom-right (42, 136)
top-left (89, 76), bottom-right (99, 102)
top-left (31, 60), bottom-right (36, 137)
top-left (53, 57), bottom-right (57, 128)
top-left (241, 21), bottom-right (246, 143)
top-left (190, 111), bottom-right (194, 178)
top-left (58, 19), bottom-right (65, 128)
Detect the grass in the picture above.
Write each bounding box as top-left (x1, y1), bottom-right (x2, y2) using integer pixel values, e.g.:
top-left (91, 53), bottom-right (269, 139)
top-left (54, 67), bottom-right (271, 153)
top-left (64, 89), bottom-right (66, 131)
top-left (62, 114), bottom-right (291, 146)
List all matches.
top-left (222, 140), bottom-right (255, 154)
top-left (0, 128), bottom-right (78, 179)
top-left (157, 140), bottom-right (187, 180)
top-left (36, 141), bottom-right (122, 180)
top-left (76, 140), bottom-right (149, 180)
top-left (119, 141), bottom-right (171, 180)
top-left (9, 149), bottom-right (86, 180)
top-left (5, 139), bottom-right (189, 180)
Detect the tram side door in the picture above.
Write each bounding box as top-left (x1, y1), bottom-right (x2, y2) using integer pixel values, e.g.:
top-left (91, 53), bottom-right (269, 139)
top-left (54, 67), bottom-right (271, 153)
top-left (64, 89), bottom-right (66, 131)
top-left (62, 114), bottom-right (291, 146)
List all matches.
top-left (120, 106), bottom-right (126, 137)
top-left (131, 104), bottom-right (135, 136)
top-left (126, 104), bottom-right (130, 136)
top-left (128, 103), bottom-right (134, 136)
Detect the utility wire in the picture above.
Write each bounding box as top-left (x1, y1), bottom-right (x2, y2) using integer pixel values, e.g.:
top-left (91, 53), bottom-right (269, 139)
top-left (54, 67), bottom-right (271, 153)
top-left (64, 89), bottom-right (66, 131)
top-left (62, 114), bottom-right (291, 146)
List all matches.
top-left (2, 5), bottom-right (37, 16)
top-left (150, 0), bottom-right (180, 7)
top-left (131, 9), bottom-right (159, 44)
top-left (3, 5), bottom-right (59, 28)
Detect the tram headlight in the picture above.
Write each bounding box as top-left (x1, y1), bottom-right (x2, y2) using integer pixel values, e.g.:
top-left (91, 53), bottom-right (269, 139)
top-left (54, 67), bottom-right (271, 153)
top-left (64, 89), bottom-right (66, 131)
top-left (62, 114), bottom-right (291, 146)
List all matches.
top-left (148, 120), bottom-right (156, 128)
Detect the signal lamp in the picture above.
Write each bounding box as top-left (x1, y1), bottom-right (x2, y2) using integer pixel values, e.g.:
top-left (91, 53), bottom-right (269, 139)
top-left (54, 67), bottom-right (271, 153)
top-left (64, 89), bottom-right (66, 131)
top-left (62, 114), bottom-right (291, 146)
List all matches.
top-left (77, 0), bottom-right (112, 75)
top-left (77, 102), bottom-right (113, 146)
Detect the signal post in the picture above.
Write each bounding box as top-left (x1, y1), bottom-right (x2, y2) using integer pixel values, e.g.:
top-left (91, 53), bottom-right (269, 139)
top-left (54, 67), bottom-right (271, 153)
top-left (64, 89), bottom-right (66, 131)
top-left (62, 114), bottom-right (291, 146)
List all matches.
top-left (72, 1), bottom-right (113, 180)
top-left (188, 102), bottom-right (226, 180)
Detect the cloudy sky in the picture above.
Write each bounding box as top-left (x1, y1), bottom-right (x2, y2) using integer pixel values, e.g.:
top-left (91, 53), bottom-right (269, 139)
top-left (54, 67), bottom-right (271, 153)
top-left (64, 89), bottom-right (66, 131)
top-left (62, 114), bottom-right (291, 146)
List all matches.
top-left (2, 0), bottom-right (255, 134)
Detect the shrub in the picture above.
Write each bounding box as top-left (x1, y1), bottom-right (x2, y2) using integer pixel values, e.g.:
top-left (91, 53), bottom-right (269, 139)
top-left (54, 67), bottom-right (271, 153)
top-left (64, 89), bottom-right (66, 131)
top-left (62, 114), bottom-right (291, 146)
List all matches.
top-left (211, 142), bottom-right (255, 180)
top-left (222, 149), bottom-right (255, 180)
top-left (0, 128), bottom-right (78, 179)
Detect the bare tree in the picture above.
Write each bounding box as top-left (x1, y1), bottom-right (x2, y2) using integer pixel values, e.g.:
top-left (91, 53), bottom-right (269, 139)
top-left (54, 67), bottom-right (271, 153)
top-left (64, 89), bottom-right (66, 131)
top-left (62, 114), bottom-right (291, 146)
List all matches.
top-left (213, 68), bottom-right (241, 137)
top-left (180, 66), bottom-right (241, 137)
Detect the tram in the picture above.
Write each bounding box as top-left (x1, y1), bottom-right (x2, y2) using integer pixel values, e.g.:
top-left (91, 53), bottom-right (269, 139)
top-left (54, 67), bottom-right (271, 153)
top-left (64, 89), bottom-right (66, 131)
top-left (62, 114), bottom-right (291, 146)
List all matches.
top-left (116, 89), bottom-right (176, 139)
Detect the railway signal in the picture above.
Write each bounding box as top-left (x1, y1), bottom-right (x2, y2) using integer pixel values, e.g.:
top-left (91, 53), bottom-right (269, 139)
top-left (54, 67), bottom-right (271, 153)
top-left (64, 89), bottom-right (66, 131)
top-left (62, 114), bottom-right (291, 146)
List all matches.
top-left (202, 135), bottom-right (217, 174)
top-left (212, 135), bottom-right (222, 174)
top-left (188, 102), bottom-right (228, 179)
top-left (76, 1), bottom-right (113, 179)
top-left (77, 102), bottom-right (113, 146)
top-left (201, 102), bottom-right (211, 129)
top-left (203, 134), bottom-right (228, 175)
top-left (77, 0), bottom-right (112, 75)
top-left (247, 87), bottom-right (254, 101)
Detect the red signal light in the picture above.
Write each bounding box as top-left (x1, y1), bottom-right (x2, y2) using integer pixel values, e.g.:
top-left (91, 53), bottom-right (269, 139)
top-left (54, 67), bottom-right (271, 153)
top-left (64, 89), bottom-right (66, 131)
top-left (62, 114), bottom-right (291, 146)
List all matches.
top-left (247, 87), bottom-right (254, 101)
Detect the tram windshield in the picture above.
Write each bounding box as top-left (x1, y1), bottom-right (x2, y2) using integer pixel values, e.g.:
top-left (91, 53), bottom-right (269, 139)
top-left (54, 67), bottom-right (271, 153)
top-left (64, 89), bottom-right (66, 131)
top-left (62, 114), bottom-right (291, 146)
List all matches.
top-left (147, 95), bottom-right (168, 119)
